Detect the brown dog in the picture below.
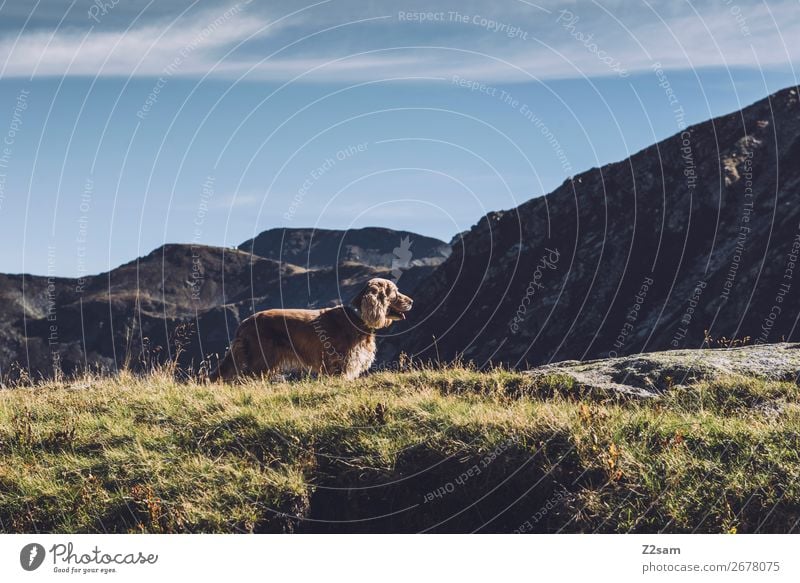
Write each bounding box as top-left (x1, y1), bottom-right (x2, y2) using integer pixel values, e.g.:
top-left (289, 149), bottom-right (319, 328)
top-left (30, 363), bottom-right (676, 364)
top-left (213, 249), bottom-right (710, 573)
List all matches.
top-left (209, 278), bottom-right (412, 381)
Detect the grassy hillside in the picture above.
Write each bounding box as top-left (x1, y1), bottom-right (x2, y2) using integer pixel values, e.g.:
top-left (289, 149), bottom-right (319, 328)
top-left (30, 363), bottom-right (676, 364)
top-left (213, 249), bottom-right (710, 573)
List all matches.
top-left (1, 366), bottom-right (799, 533)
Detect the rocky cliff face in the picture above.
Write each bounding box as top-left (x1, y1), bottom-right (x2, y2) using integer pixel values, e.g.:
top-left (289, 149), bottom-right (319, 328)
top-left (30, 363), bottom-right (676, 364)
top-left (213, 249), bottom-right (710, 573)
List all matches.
top-left (0, 228), bottom-right (448, 378)
top-left (393, 87), bottom-right (800, 367)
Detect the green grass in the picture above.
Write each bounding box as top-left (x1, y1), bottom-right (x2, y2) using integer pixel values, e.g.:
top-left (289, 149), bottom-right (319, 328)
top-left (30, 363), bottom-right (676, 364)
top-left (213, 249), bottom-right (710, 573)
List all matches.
top-left (1, 367), bottom-right (799, 533)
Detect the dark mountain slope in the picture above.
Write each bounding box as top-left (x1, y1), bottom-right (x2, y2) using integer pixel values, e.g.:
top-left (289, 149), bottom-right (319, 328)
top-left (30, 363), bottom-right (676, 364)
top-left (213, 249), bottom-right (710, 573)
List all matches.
top-left (393, 87), bottom-right (800, 367)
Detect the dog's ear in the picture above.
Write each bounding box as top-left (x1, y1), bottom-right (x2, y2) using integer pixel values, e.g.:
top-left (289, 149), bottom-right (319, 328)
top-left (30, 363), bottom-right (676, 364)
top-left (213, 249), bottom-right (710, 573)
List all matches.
top-left (354, 281), bottom-right (387, 329)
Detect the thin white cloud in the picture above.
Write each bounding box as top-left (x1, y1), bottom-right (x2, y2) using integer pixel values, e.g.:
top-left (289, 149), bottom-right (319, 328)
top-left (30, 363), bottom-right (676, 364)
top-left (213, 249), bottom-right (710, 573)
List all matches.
top-left (0, 0), bottom-right (798, 81)
top-left (0, 3), bottom-right (272, 77)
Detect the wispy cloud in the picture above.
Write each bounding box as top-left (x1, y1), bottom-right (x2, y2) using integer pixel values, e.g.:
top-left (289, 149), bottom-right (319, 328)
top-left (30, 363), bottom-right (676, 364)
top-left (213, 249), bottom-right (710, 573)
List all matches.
top-left (0, 2), bottom-right (273, 77)
top-left (0, 0), bottom-right (798, 81)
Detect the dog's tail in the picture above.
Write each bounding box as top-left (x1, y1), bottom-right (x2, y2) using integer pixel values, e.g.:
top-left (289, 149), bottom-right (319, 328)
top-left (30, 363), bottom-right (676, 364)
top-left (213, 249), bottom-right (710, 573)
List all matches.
top-left (208, 338), bottom-right (247, 383)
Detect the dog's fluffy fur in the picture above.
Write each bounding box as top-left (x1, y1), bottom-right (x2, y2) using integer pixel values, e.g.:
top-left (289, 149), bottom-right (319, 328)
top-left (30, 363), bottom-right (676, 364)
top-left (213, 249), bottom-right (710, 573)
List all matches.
top-left (209, 278), bottom-right (412, 381)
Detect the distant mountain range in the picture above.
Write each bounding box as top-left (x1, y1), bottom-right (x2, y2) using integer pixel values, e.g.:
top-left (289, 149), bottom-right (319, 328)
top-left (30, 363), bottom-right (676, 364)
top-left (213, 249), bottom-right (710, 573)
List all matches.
top-left (0, 228), bottom-right (449, 378)
top-left (239, 227), bottom-right (450, 269)
top-left (3, 86), bottom-right (799, 378)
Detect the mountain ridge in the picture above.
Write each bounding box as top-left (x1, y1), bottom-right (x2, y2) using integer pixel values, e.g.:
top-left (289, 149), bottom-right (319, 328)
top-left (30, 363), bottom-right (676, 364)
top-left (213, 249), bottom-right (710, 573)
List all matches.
top-left (391, 85), bottom-right (800, 366)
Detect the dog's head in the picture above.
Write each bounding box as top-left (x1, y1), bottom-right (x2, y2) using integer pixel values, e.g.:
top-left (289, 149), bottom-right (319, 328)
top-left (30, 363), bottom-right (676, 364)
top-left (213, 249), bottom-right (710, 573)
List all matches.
top-left (351, 278), bottom-right (413, 329)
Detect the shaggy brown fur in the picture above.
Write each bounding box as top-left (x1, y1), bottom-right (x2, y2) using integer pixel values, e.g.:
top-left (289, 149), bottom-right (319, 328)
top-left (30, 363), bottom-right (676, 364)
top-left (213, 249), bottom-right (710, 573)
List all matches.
top-left (209, 278), bottom-right (412, 381)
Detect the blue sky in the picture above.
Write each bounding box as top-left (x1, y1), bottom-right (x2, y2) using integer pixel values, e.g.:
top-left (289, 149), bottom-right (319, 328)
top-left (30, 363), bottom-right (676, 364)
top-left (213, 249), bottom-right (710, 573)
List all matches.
top-left (0, 0), bottom-right (798, 276)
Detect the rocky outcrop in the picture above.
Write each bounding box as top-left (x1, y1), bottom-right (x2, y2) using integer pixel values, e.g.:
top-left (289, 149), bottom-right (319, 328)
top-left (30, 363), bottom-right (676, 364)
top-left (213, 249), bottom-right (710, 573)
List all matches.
top-left (526, 342), bottom-right (800, 398)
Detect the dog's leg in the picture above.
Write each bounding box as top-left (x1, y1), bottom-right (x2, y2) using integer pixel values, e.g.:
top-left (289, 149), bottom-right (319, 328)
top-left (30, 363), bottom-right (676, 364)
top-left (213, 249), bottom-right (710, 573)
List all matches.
top-left (208, 353), bottom-right (229, 382)
top-left (209, 338), bottom-right (248, 382)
